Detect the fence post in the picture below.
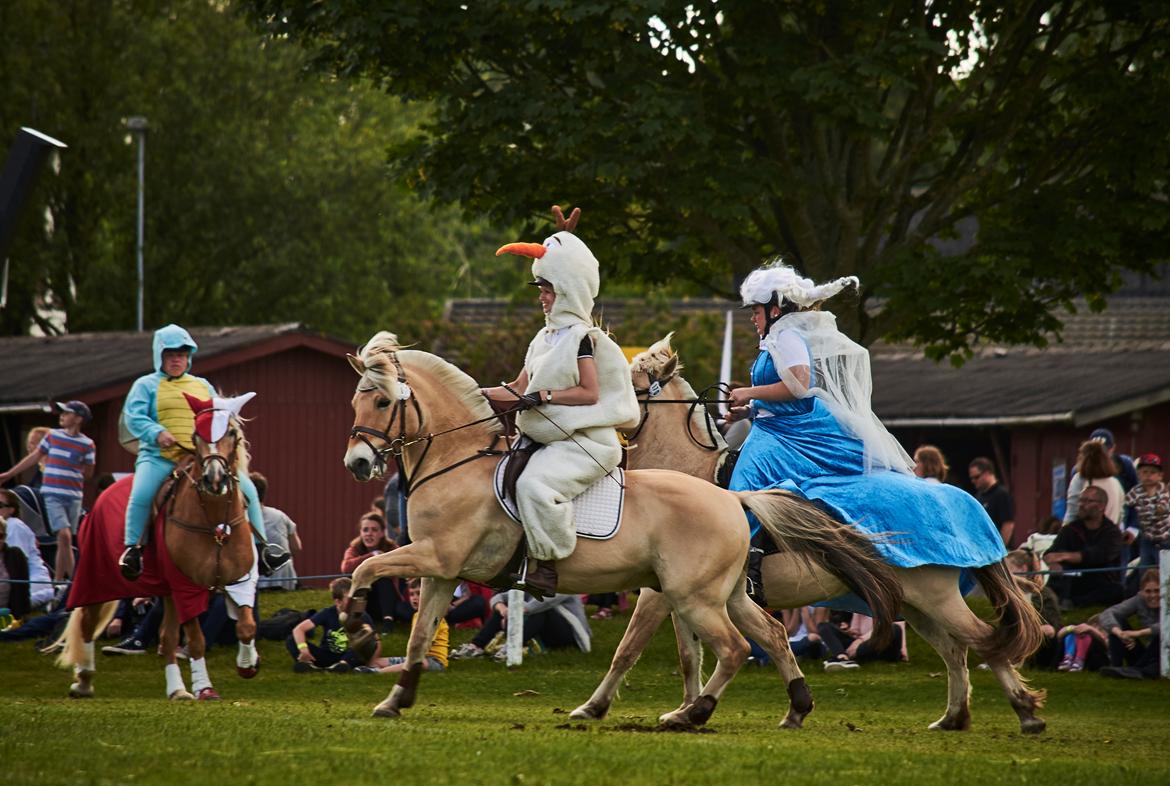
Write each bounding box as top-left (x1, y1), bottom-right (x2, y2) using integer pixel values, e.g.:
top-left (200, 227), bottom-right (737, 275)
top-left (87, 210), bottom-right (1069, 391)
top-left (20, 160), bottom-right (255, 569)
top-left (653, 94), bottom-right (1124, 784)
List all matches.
top-left (505, 589), bottom-right (525, 667)
top-left (1160, 550), bottom-right (1168, 679)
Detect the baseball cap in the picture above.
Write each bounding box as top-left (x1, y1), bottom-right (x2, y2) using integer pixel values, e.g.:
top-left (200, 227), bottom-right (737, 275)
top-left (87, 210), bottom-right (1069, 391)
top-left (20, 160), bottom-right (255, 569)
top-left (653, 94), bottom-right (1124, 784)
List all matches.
top-left (1137, 453), bottom-right (1162, 470)
top-left (1089, 427), bottom-right (1114, 448)
top-left (56, 400), bottom-right (92, 422)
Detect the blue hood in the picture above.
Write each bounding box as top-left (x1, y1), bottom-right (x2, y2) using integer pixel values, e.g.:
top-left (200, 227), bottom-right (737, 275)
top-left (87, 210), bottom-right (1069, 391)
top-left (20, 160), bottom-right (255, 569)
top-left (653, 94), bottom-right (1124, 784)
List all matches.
top-left (152, 324), bottom-right (198, 374)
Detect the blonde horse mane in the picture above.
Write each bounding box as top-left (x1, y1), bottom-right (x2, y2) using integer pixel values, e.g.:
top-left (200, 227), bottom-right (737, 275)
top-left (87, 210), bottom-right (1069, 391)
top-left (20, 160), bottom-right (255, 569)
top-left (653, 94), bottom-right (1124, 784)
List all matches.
top-left (356, 331), bottom-right (501, 435)
top-left (630, 333), bottom-right (726, 451)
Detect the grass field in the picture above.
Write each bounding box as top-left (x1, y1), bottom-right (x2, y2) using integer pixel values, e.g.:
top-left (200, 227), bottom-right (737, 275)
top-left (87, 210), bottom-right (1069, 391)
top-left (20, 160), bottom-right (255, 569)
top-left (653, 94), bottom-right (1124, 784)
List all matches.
top-left (3, 589), bottom-right (1168, 786)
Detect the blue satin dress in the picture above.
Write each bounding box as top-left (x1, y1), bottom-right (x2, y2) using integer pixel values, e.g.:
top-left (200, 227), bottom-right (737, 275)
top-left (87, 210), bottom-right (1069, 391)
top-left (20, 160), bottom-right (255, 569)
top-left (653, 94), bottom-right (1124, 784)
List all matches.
top-left (730, 347), bottom-right (1006, 575)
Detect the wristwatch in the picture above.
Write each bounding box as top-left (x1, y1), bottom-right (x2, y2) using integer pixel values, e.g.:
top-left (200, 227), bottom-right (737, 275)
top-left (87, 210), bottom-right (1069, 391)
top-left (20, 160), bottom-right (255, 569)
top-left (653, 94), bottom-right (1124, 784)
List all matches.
top-left (545, 390), bottom-right (553, 403)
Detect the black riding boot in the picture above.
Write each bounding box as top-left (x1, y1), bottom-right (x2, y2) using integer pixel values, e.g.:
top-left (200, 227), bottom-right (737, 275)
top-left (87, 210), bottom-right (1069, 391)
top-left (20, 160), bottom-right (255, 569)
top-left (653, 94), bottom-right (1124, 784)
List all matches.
top-left (746, 544), bottom-right (767, 607)
top-left (513, 558), bottom-right (558, 600)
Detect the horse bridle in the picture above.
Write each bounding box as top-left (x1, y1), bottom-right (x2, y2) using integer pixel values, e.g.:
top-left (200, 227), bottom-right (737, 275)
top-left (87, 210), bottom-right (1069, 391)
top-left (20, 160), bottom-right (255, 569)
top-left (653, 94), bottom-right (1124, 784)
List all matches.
top-left (628, 373), bottom-right (731, 452)
top-left (348, 350), bottom-right (515, 497)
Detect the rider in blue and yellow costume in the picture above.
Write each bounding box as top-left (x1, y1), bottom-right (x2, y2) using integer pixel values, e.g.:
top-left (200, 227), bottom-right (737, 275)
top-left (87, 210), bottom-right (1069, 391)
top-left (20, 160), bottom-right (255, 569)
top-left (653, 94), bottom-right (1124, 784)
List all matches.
top-left (117, 324), bottom-right (288, 580)
top-left (726, 263), bottom-right (1005, 602)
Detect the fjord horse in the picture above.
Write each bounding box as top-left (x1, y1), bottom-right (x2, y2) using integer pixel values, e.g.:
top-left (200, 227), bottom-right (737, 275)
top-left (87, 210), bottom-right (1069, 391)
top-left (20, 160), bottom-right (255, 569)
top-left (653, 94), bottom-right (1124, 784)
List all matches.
top-left (599, 335), bottom-right (1047, 733)
top-left (341, 332), bottom-right (899, 728)
top-left (57, 395), bottom-right (261, 700)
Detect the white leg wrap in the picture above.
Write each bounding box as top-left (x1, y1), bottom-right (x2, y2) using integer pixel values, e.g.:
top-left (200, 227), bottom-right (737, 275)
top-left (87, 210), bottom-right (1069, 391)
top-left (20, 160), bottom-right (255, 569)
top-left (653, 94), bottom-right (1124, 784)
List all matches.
top-left (165, 663), bottom-right (186, 697)
top-left (237, 640), bottom-right (258, 668)
top-left (189, 657), bottom-right (211, 693)
top-left (77, 641), bottom-right (96, 674)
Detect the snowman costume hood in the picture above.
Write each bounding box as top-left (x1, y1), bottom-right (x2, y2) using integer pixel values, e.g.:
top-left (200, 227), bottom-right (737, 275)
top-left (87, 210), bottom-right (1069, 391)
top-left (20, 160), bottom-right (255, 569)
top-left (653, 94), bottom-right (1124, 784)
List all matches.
top-left (495, 231), bottom-right (639, 560)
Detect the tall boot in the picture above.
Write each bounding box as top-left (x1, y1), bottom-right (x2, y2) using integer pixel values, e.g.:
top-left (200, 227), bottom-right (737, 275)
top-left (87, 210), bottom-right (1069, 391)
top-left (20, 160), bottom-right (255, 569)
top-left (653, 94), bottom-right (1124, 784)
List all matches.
top-left (513, 558), bottom-right (558, 600)
top-left (746, 544), bottom-right (766, 607)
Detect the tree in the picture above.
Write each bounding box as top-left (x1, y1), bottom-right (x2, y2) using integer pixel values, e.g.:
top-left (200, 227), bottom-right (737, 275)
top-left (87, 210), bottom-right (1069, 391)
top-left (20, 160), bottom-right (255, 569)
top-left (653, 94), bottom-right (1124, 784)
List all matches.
top-left (242, 0), bottom-right (1170, 361)
top-left (0, 0), bottom-right (520, 339)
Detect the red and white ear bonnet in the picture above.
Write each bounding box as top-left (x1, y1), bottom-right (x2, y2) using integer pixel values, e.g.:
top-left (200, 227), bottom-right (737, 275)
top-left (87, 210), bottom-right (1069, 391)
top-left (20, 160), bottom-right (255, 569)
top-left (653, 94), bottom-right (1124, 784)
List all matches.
top-left (182, 392), bottom-right (256, 443)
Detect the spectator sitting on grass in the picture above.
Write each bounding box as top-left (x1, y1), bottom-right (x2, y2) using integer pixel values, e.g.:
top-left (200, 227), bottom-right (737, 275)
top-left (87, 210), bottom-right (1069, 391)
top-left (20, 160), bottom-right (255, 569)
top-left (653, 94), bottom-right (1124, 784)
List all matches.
top-left (1055, 615), bottom-right (1109, 673)
top-left (363, 578), bottom-right (448, 673)
top-left (450, 591), bottom-right (591, 662)
top-left (1098, 569), bottom-right (1162, 680)
top-left (1005, 549), bottom-right (1062, 669)
top-left (287, 577), bottom-right (376, 673)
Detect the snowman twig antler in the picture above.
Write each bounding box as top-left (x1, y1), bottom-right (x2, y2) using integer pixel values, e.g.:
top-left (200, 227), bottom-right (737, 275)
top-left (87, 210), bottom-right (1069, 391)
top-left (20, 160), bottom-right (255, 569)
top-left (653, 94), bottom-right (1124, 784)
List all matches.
top-left (551, 205), bottom-right (581, 233)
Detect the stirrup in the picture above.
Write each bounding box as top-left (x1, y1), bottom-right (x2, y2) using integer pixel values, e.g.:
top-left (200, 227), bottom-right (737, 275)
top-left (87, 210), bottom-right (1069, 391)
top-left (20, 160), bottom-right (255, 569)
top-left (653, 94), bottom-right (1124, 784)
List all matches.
top-left (259, 544), bottom-right (291, 576)
top-left (119, 546), bottom-right (144, 581)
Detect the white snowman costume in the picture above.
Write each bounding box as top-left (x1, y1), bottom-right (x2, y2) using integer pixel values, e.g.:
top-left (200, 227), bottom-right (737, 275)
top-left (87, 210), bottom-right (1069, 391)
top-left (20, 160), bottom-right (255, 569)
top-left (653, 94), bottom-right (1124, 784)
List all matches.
top-left (498, 232), bottom-right (640, 561)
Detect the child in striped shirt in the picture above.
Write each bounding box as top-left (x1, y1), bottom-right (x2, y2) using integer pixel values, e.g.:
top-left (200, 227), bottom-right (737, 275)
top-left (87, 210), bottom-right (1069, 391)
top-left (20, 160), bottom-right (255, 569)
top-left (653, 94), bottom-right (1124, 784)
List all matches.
top-left (0, 401), bottom-right (95, 584)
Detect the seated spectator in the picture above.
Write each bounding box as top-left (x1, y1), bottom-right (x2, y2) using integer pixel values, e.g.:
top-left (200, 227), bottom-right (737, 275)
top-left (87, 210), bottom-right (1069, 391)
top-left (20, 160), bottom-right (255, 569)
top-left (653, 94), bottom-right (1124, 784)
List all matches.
top-left (1021, 516), bottom-right (1062, 566)
top-left (818, 611), bottom-right (904, 671)
top-left (1005, 549), bottom-right (1062, 668)
top-left (1062, 438), bottom-right (1126, 528)
top-left (340, 511), bottom-right (410, 632)
top-left (364, 579), bottom-right (449, 673)
top-left (1055, 615), bottom-right (1109, 672)
top-left (103, 597), bottom-right (162, 655)
top-left (587, 593), bottom-right (619, 620)
top-left (1098, 569), bottom-right (1162, 679)
top-left (0, 490), bottom-right (54, 612)
top-left (450, 592), bottom-right (591, 662)
top-left (0, 517), bottom-right (31, 624)
top-left (1124, 454), bottom-right (1169, 572)
top-left (1044, 485), bottom-right (1124, 609)
top-left (912, 444), bottom-right (949, 483)
top-left (251, 472), bottom-right (302, 591)
top-left (446, 581), bottom-right (489, 628)
top-left (287, 577), bottom-right (377, 672)
top-left (102, 596), bottom-right (154, 641)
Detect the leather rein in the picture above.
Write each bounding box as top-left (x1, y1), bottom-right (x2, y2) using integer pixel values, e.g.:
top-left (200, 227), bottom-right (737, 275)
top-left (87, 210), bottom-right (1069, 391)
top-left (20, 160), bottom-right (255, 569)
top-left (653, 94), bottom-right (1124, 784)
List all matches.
top-left (627, 374), bottom-right (732, 452)
top-left (348, 351), bottom-right (521, 498)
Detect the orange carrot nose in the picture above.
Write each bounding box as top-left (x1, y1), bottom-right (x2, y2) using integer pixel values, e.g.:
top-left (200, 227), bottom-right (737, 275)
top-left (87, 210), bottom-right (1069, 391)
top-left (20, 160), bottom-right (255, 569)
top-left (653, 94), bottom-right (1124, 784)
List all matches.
top-left (495, 242), bottom-right (546, 259)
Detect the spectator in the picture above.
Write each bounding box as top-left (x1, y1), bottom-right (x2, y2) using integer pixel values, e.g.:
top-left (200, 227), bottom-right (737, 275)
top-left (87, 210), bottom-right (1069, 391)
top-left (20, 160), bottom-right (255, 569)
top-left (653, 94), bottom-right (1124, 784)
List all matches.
top-left (364, 579), bottom-right (449, 673)
top-left (1, 401), bottom-right (95, 588)
top-left (1021, 516), bottom-right (1062, 562)
top-left (1089, 427), bottom-right (1139, 491)
top-left (0, 517), bottom-right (31, 624)
top-left (288, 577), bottom-right (377, 672)
top-left (1005, 549), bottom-right (1062, 668)
top-left (340, 511), bottom-right (410, 631)
top-left (449, 592), bottom-right (591, 661)
top-left (0, 490), bottom-right (53, 612)
top-left (587, 593), bottom-right (619, 620)
top-left (818, 611), bottom-right (904, 671)
top-left (1098, 569), bottom-right (1162, 679)
top-left (17, 426), bottom-right (52, 488)
top-left (447, 582), bottom-right (488, 627)
top-left (1055, 615), bottom-right (1109, 672)
top-left (102, 597), bottom-right (162, 655)
top-left (250, 472), bottom-right (302, 591)
top-left (913, 445), bottom-right (949, 483)
top-left (969, 457), bottom-right (1015, 547)
top-left (1044, 485), bottom-right (1124, 608)
top-left (1124, 453), bottom-right (1169, 572)
top-left (1063, 438), bottom-right (1126, 528)
top-left (781, 606), bottom-right (827, 661)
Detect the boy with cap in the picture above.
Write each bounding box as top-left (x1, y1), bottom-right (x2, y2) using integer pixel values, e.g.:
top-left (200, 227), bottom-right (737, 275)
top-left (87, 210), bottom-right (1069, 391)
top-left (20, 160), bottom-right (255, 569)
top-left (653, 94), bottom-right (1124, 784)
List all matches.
top-left (0, 400), bottom-right (96, 584)
top-left (1124, 453), bottom-right (1170, 570)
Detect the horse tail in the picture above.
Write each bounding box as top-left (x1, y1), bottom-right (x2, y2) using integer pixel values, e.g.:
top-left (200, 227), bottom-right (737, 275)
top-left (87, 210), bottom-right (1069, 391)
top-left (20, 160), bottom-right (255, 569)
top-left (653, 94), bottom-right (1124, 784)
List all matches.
top-left (734, 489), bottom-right (903, 646)
top-left (972, 561), bottom-right (1046, 667)
top-left (54, 602), bottom-right (118, 669)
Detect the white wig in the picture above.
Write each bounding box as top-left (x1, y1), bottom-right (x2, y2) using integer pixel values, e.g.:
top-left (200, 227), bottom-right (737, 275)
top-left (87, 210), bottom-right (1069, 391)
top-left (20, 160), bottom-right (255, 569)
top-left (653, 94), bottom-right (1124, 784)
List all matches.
top-left (740, 261), bottom-right (858, 308)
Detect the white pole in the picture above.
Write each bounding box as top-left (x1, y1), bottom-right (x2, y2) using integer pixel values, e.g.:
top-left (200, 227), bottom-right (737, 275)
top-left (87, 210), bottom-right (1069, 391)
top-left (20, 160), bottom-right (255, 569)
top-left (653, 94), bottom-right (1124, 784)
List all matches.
top-left (719, 310), bottom-right (734, 416)
top-left (135, 131), bottom-right (145, 332)
top-left (505, 589), bottom-right (525, 667)
top-left (1160, 549), bottom-right (1168, 679)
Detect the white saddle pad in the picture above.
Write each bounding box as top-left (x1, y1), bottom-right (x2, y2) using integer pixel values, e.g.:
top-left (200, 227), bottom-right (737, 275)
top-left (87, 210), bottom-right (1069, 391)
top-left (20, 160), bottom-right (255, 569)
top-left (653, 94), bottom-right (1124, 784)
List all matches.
top-left (493, 455), bottom-right (625, 540)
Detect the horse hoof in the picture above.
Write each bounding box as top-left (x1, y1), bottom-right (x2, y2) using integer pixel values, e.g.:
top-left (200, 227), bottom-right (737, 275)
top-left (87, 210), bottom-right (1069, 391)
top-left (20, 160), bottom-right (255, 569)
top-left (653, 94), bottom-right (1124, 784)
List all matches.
top-left (686, 695), bottom-right (717, 726)
top-left (569, 703), bottom-right (608, 721)
top-left (1020, 717), bottom-right (1046, 735)
top-left (237, 656), bottom-right (260, 679)
top-left (372, 701), bottom-right (401, 719)
top-left (68, 682), bottom-right (94, 699)
top-left (169, 689), bottom-right (195, 701)
top-left (779, 713), bottom-right (806, 730)
top-left (196, 687), bottom-right (222, 701)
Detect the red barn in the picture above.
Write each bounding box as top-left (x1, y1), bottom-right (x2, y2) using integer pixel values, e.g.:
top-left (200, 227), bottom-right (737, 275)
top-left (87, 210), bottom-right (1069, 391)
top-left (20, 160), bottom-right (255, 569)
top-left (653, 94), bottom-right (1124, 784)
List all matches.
top-left (1, 324), bottom-right (384, 584)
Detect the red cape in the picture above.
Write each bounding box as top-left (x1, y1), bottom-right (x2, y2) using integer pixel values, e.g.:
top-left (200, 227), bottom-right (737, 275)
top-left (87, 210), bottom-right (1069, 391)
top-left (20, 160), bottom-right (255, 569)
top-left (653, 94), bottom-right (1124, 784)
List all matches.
top-left (69, 475), bottom-right (209, 623)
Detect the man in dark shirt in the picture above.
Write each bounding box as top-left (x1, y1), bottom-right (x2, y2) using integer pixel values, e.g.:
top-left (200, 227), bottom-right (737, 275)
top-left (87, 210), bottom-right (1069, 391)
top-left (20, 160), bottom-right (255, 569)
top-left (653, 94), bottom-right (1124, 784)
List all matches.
top-left (1044, 485), bottom-right (1124, 608)
top-left (969, 457), bottom-right (1015, 547)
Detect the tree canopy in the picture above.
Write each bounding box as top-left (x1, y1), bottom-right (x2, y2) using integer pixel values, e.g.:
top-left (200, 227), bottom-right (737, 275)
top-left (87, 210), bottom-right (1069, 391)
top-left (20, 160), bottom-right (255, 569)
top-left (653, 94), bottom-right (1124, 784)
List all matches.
top-left (243, 0), bottom-right (1170, 361)
top-left (0, 0), bottom-right (521, 339)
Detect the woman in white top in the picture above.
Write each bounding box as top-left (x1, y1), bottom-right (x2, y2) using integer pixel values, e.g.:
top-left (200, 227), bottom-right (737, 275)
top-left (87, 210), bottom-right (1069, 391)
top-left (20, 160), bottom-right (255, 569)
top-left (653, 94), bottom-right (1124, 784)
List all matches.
top-left (1063, 439), bottom-right (1125, 525)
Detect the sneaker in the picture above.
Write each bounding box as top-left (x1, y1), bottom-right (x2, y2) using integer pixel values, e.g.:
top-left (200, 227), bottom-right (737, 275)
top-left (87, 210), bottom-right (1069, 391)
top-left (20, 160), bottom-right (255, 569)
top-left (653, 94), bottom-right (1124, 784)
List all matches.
top-left (482, 631), bottom-right (507, 655)
top-left (103, 637), bottom-right (147, 656)
top-left (119, 546), bottom-right (144, 581)
top-left (590, 608), bottom-right (613, 620)
top-left (823, 659), bottom-right (860, 672)
top-left (1099, 666), bottom-right (1143, 680)
top-left (353, 665), bottom-right (380, 674)
top-left (327, 661), bottom-right (352, 673)
top-left (450, 642), bottom-right (485, 660)
top-left (293, 661), bottom-right (321, 673)
top-left (1067, 658), bottom-right (1085, 673)
top-left (1056, 654), bottom-right (1075, 672)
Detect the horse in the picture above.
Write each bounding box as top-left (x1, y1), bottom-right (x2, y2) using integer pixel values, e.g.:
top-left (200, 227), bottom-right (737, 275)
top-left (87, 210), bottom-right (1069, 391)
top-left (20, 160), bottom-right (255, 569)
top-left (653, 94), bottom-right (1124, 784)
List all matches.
top-left (592, 334), bottom-right (1047, 734)
top-left (56, 394), bottom-right (262, 700)
top-left (340, 331), bottom-right (900, 728)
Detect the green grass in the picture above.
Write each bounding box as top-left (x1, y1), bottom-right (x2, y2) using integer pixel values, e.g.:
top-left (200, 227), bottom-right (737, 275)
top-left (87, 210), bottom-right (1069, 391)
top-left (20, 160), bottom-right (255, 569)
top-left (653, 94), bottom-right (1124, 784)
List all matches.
top-left (3, 590), bottom-right (1168, 786)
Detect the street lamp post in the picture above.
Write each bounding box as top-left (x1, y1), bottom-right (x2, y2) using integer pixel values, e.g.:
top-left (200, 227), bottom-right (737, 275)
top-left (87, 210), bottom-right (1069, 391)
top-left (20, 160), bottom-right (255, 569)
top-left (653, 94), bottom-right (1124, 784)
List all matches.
top-left (126, 116), bottom-right (147, 332)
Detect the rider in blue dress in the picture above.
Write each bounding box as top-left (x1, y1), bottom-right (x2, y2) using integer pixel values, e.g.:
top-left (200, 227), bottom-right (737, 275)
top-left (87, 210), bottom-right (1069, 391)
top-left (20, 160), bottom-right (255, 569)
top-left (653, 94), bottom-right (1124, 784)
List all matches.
top-left (726, 263), bottom-right (1005, 577)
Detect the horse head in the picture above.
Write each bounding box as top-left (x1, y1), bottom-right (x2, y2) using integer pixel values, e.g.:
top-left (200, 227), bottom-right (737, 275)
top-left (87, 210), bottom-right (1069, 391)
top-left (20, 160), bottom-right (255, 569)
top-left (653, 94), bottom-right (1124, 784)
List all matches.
top-left (629, 333), bottom-right (681, 398)
top-left (344, 331), bottom-right (500, 483)
top-left (183, 391), bottom-right (255, 495)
